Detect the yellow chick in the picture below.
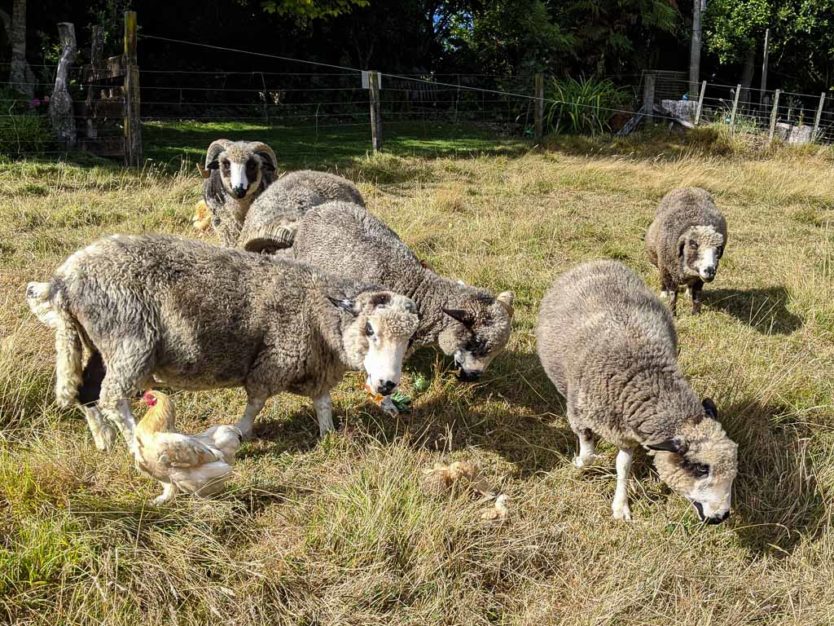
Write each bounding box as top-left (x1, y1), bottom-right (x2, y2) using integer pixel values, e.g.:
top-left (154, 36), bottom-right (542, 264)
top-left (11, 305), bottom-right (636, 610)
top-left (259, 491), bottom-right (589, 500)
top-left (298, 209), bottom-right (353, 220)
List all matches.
top-left (134, 390), bottom-right (242, 504)
top-left (191, 200), bottom-right (212, 232)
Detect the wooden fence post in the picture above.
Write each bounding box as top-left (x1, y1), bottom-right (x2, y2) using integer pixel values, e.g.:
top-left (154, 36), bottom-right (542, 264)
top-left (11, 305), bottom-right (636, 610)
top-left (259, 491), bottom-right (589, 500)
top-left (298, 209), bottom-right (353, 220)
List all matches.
top-left (84, 25), bottom-right (103, 140)
top-left (812, 92), bottom-right (826, 142)
top-left (368, 70), bottom-right (382, 152)
top-left (729, 83), bottom-right (741, 132)
top-left (123, 10), bottom-right (142, 166)
top-left (768, 89), bottom-right (781, 144)
top-left (642, 72), bottom-right (656, 121)
top-left (694, 80), bottom-right (707, 125)
top-left (49, 22), bottom-right (77, 148)
top-left (534, 72), bottom-right (544, 141)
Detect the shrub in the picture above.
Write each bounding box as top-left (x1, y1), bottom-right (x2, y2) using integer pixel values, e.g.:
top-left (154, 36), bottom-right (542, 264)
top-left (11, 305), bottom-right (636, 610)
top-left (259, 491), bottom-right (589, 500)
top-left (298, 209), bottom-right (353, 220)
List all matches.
top-left (545, 76), bottom-right (630, 135)
top-left (0, 113), bottom-right (54, 157)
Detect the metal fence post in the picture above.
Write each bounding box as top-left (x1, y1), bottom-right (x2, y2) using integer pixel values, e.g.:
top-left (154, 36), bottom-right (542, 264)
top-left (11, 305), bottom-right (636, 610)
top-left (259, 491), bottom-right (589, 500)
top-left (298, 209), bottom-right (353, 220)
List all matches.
top-left (123, 10), bottom-right (142, 166)
top-left (812, 92), bottom-right (826, 142)
top-left (729, 84), bottom-right (741, 132)
top-left (694, 80), bottom-right (707, 125)
top-left (768, 89), bottom-right (781, 144)
top-left (534, 73), bottom-right (544, 141)
top-left (368, 70), bottom-right (382, 152)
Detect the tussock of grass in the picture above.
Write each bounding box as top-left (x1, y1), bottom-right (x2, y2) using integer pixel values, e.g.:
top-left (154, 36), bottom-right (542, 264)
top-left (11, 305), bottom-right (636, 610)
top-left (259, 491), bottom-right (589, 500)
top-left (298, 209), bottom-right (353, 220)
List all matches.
top-left (1, 130), bottom-right (833, 624)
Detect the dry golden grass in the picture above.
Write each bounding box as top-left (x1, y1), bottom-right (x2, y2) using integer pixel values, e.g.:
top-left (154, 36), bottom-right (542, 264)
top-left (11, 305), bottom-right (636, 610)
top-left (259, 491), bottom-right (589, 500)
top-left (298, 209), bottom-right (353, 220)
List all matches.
top-left (1, 130), bottom-right (833, 624)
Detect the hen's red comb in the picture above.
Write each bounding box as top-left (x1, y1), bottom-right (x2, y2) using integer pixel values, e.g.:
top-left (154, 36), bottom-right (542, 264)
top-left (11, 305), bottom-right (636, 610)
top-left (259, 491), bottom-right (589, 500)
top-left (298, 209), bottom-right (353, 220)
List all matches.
top-left (142, 391), bottom-right (157, 407)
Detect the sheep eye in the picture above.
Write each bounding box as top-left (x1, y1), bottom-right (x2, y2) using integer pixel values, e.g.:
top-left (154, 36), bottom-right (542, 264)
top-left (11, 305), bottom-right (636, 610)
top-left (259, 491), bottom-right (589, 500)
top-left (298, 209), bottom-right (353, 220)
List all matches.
top-left (689, 240), bottom-right (699, 249)
top-left (221, 160), bottom-right (230, 171)
top-left (683, 459), bottom-right (710, 478)
top-left (716, 246), bottom-right (724, 258)
top-left (246, 159), bottom-right (257, 172)
top-left (365, 322), bottom-right (374, 337)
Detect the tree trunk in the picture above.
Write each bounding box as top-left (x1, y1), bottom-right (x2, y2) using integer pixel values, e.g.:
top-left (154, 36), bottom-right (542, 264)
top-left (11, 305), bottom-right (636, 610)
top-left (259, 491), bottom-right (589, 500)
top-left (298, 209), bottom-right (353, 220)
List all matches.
top-left (688, 0), bottom-right (703, 98)
top-left (48, 22), bottom-right (77, 147)
top-left (739, 47), bottom-right (755, 112)
top-left (8, 0), bottom-right (32, 98)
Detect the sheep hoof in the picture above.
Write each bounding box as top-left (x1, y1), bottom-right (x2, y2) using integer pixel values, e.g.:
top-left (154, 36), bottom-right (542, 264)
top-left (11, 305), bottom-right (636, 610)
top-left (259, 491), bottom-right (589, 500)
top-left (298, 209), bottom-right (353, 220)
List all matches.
top-left (92, 424), bottom-right (118, 452)
top-left (573, 454), bottom-right (603, 469)
top-left (612, 502), bottom-right (632, 521)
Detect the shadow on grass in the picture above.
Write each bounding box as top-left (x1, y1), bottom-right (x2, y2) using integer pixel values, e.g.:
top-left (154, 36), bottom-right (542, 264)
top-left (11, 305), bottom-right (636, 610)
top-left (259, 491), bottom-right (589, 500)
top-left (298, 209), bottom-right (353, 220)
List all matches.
top-left (143, 120), bottom-right (531, 173)
top-left (707, 287), bottom-right (803, 335)
top-left (723, 398), bottom-right (825, 556)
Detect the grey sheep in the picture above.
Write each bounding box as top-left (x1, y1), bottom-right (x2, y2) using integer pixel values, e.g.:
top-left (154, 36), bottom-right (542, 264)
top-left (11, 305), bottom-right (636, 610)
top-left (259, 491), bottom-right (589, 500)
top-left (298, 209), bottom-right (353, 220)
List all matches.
top-left (26, 235), bottom-right (420, 451)
top-left (270, 201), bottom-right (514, 384)
top-left (536, 260), bottom-right (737, 523)
top-left (239, 170), bottom-right (365, 253)
top-left (646, 187), bottom-right (727, 314)
top-left (202, 139), bottom-right (279, 246)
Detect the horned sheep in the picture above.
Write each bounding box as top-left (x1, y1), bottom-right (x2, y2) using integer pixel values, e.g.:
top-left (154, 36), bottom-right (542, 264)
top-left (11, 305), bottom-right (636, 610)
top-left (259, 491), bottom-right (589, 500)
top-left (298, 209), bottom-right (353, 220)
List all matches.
top-left (202, 139), bottom-right (280, 247)
top-left (536, 260), bottom-right (737, 523)
top-left (646, 187), bottom-right (728, 314)
top-left (239, 170), bottom-right (365, 252)
top-left (257, 201), bottom-right (515, 385)
top-left (26, 235), bottom-right (419, 451)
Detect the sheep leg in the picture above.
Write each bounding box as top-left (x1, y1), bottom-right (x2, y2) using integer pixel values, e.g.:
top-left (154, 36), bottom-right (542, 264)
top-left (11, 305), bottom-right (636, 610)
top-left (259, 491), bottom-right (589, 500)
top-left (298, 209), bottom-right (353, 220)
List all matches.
top-left (659, 271), bottom-right (678, 316)
top-left (81, 405), bottom-right (118, 451)
top-left (573, 427), bottom-right (602, 468)
top-left (235, 396), bottom-right (266, 440)
top-left (313, 392), bottom-right (335, 436)
top-left (689, 279), bottom-right (704, 314)
top-left (153, 482), bottom-right (178, 505)
top-left (612, 447), bottom-right (635, 521)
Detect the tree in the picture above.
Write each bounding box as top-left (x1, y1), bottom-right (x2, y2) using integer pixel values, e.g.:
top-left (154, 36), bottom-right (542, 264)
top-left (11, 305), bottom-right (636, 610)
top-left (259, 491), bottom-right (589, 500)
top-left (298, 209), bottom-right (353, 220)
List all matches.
top-left (8, 0), bottom-right (32, 98)
top-left (259, 0), bottom-right (369, 19)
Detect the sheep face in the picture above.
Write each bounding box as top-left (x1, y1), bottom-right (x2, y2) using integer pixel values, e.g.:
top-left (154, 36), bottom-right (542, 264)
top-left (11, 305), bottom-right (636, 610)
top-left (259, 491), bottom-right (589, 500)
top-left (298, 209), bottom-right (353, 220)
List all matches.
top-left (439, 291), bottom-right (514, 381)
top-left (678, 225), bottom-right (725, 283)
top-left (205, 140), bottom-right (278, 202)
top-left (649, 403), bottom-right (738, 524)
top-left (336, 292), bottom-right (420, 396)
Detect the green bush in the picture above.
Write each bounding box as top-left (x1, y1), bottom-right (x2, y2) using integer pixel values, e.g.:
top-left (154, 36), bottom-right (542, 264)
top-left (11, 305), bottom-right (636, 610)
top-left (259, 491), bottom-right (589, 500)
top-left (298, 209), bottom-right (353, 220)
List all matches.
top-left (545, 76), bottom-right (630, 135)
top-left (0, 113), bottom-right (53, 157)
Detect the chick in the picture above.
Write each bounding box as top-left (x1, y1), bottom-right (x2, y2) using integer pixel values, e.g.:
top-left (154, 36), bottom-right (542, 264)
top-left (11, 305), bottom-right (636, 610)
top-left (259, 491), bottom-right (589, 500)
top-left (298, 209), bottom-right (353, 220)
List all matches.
top-left (134, 390), bottom-right (242, 504)
top-left (192, 199), bottom-right (212, 232)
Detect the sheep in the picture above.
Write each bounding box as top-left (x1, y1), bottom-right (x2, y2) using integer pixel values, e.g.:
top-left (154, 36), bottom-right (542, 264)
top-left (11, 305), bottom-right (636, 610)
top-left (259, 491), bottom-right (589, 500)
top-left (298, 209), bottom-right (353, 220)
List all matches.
top-left (264, 201), bottom-right (514, 385)
top-left (202, 139), bottom-right (279, 246)
top-left (536, 260), bottom-right (737, 523)
top-left (646, 187), bottom-right (728, 315)
top-left (238, 170), bottom-right (365, 253)
top-left (26, 234), bottom-right (420, 451)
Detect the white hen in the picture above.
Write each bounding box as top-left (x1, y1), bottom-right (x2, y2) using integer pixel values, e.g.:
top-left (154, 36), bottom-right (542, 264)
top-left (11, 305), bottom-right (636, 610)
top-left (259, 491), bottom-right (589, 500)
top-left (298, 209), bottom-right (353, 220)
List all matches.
top-left (134, 390), bottom-right (243, 504)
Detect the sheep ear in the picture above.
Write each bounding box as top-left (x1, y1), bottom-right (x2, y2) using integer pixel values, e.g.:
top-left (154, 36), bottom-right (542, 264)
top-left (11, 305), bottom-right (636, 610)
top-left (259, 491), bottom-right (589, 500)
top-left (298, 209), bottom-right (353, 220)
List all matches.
top-left (645, 437), bottom-right (688, 455)
top-left (328, 296), bottom-right (358, 316)
top-left (702, 398), bottom-right (718, 420)
top-left (496, 290), bottom-right (515, 316)
top-left (205, 139), bottom-right (231, 170)
top-left (442, 308), bottom-right (474, 327)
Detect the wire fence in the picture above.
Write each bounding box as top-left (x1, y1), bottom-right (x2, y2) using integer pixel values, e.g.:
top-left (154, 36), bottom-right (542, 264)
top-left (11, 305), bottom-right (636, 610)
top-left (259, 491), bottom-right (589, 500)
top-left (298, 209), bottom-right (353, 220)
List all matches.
top-left (1, 34), bottom-right (834, 162)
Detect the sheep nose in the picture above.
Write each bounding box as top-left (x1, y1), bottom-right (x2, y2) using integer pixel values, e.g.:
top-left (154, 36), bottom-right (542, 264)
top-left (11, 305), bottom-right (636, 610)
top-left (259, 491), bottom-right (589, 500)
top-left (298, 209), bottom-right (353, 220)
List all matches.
top-left (378, 380), bottom-right (396, 395)
top-left (457, 369), bottom-right (482, 382)
top-left (706, 510), bottom-right (730, 525)
top-left (232, 186), bottom-right (247, 198)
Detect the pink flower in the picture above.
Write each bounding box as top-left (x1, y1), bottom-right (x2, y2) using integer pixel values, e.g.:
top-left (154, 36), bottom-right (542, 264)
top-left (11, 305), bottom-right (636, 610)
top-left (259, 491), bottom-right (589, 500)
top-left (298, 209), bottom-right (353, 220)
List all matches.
top-left (29, 98), bottom-right (41, 107)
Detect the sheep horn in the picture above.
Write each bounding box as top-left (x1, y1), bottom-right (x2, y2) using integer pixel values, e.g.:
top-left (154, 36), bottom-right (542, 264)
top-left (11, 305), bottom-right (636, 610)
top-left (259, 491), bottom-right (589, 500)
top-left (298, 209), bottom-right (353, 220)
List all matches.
top-left (247, 142), bottom-right (278, 174)
top-left (205, 139), bottom-right (233, 170)
top-left (496, 291), bottom-right (515, 316)
top-left (240, 224), bottom-right (296, 254)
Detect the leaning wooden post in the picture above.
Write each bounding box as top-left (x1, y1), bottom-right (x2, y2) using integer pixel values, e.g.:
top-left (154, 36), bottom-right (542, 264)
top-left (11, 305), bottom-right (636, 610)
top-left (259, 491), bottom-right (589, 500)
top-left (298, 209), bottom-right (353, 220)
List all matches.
top-left (694, 80), bottom-right (707, 125)
top-left (729, 83), bottom-right (741, 132)
top-left (48, 22), bottom-right (77, 148)
top-left (642, 72), bottom-right (656, 121)
top-left (123, 10), bottom-right (142, 166)
top-left (768, 89), bottom-right (781, 144)
top-left (534, 72), bottom-right (544, 141)
top-left (368, 70), bottom-right (382, 152)
top-left (812, 92), bottom-right (826, 142)
top-left (84, 25), bottom-right (103, 141)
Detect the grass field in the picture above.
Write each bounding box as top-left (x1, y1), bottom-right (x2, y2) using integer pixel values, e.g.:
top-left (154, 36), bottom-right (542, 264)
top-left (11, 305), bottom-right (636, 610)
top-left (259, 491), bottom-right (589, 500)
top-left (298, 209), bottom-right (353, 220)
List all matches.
top-left (1, 124), bottom-right (833, 624)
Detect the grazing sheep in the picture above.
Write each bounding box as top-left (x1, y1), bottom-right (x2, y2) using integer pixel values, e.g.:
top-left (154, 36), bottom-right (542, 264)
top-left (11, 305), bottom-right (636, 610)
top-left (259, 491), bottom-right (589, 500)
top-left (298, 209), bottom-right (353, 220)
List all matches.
top-left (646, 187), bottom-right (727, 314)
top-left (202, 139), bottom-right (279, 246)
top-left (239, 170), bottom-right (365, 253)
top-left (267, 201), bottom-right (514, 383)
top-left (26, 234), bottom-right (419, 451)
top-left (536, 260), bottom-right (737, 523)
